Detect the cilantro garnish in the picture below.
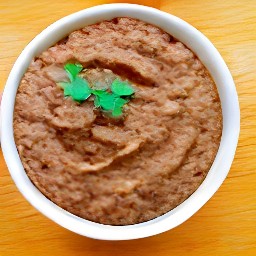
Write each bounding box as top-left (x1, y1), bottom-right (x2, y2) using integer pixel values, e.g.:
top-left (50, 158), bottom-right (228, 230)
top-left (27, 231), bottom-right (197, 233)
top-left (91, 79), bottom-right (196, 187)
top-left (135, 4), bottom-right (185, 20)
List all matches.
top-left (58, 63), bottom-right (135, 117)
top-left (95, 92), bottom-right (128, 117)
top-left (59, 63), bottom-right (91, 101)
top-left (64, 63), bottom-right (83, 82)
top-left (111, 79), bottom-right (134, 96)
top-left (59, 76), bottom-right (91, 102)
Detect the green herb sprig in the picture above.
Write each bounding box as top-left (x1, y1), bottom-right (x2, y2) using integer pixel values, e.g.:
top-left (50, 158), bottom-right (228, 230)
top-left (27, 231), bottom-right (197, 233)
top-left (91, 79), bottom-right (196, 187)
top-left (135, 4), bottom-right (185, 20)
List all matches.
top-left (59, 63), bottom-right (135, 117)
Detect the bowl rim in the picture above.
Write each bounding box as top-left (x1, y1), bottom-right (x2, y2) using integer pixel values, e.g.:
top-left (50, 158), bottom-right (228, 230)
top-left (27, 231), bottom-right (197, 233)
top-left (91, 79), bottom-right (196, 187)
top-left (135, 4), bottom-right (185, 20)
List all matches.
top-left (1, 3), bottom-right (240, 240)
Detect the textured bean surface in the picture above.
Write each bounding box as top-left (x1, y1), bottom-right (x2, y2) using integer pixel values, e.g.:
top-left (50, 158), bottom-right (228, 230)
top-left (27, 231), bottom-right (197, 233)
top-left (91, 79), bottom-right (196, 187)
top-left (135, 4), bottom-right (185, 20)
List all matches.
top-left (13, 17), bottom-right (222, 225)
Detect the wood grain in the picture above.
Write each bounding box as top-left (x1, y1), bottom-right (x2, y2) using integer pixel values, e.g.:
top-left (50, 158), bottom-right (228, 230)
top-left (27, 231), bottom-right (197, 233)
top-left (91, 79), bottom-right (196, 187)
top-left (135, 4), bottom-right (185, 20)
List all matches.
top-left (0, 0), bottom-right (255, 255)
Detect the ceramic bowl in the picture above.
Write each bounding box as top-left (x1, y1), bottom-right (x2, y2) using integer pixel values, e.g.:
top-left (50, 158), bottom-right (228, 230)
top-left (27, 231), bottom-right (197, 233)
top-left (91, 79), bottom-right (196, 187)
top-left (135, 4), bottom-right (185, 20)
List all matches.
top-left (1, 4), bottom-right (240, 240)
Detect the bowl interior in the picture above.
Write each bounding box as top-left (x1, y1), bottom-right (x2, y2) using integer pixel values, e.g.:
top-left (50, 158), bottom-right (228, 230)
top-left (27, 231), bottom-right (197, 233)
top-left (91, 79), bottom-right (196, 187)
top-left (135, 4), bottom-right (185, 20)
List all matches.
top-left (1, 4), bottom-right (240, 240)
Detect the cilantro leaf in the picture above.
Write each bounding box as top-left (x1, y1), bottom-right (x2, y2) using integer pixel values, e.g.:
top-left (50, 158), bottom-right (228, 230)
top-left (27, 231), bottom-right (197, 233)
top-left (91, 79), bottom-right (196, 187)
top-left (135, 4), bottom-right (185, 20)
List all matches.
top-left (59, 77), bottom-right (91, 102)
top-left (93, 91), bottom-right (128, 117)
top-left (59, 82), bottom-right (71, 96)
top-left (92, 90), bottom-right (108, 96)
top-left (59, 62), bottom-right (135, 117)
top-left (112, 97), bottom-right (128, 117)
top-left (112, 106), bottom-right (122, 117)
top-left (64, 63), bottom-right (83, 82)
top-left (93, 90), bottom-right (108, 108)
top-left (97, 93), bottom-right (116, 111)
top-left (111, 79), bottom-right (134, 96)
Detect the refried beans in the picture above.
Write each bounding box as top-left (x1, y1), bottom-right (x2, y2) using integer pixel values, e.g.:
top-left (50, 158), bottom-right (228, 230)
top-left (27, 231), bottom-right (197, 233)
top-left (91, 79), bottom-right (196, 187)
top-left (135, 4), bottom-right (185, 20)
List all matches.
top-left (13, 17), bottom-right (222, 225)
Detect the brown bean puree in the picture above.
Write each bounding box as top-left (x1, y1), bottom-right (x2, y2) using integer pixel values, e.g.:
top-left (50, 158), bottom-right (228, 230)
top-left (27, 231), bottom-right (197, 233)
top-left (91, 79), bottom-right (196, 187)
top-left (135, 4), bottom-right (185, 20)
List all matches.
top-left (13, 18), bottom-right (222, 225)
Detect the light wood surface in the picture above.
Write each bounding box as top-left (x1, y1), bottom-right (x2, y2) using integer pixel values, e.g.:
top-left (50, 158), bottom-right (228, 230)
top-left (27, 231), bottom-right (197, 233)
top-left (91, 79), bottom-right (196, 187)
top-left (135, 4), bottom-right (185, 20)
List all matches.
top-left (0, 0), bottom-right (255, 255)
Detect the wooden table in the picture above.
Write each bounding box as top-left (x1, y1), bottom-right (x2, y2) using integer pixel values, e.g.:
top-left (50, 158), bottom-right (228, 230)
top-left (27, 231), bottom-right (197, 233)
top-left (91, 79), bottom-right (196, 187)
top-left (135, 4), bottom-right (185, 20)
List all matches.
top-left (1, 0), bottom-right (255, 255)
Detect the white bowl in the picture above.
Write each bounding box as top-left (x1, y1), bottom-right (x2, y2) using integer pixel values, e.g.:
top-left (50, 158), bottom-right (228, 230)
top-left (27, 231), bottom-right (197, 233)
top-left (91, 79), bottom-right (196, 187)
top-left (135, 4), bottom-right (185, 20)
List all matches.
top-left (1, 4), bottom-right (240, 240)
